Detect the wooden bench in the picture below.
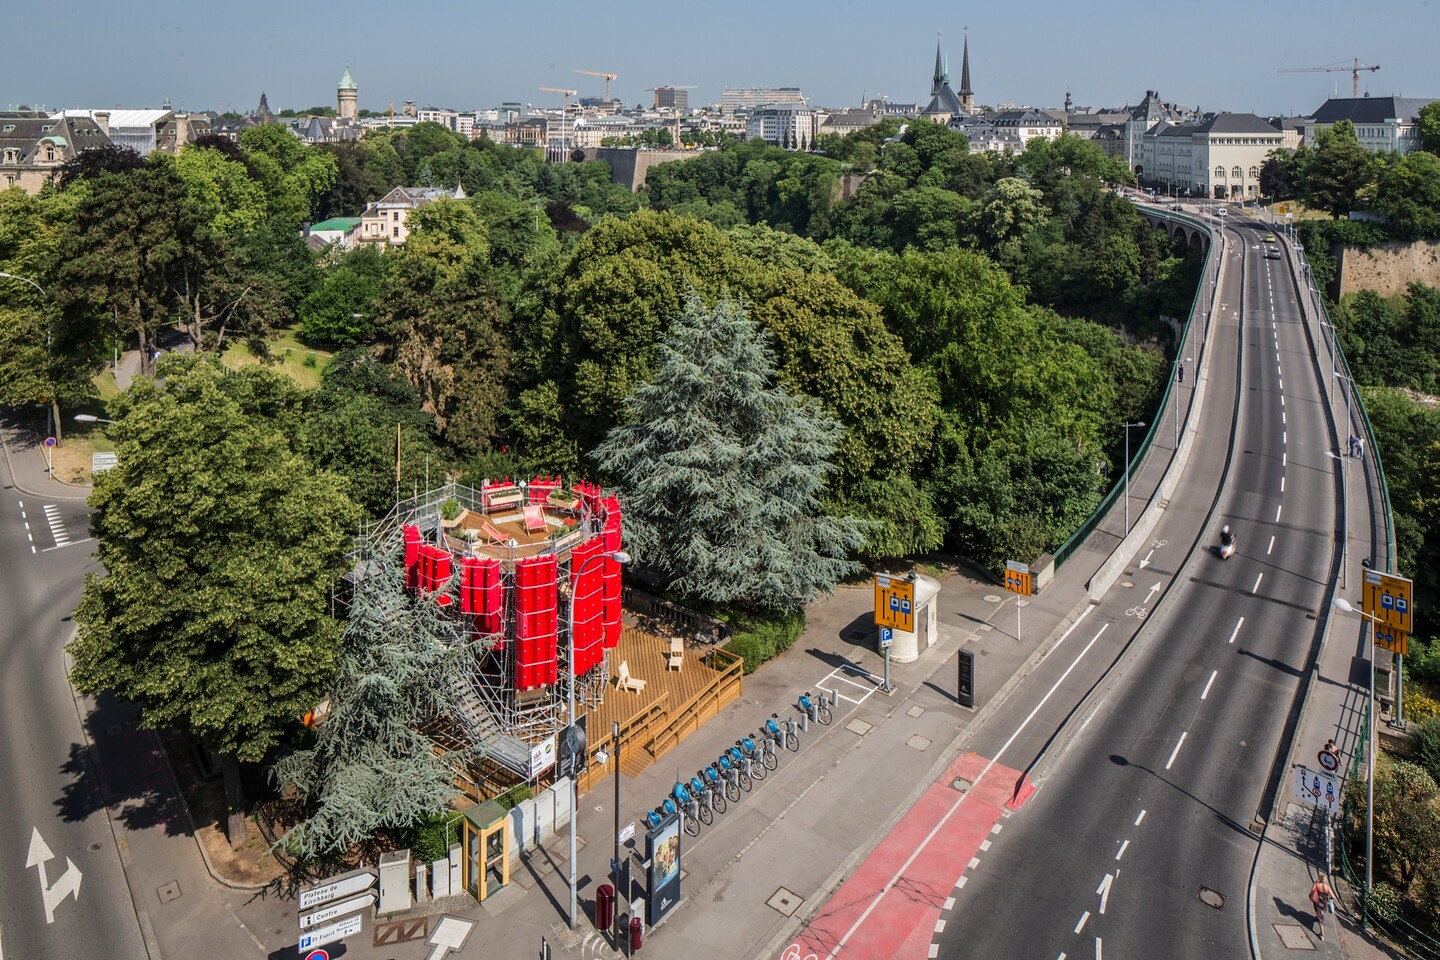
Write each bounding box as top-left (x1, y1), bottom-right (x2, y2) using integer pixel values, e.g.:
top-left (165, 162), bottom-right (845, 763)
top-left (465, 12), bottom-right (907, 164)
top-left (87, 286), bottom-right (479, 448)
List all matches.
top-left (617, 660), bottom-right (646, 694)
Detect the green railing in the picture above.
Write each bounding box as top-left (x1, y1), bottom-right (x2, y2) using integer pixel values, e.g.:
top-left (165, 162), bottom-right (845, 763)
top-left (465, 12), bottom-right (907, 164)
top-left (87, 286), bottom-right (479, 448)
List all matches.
top-left (1053, 209), bottom-right (1215, 568)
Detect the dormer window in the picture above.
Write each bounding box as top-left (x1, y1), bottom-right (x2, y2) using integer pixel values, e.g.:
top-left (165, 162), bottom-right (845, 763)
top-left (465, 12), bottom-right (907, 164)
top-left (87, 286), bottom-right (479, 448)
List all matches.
top-left (41, 125), bottom-right (53, 133)
top-left (2, 148), bottom-right (17, 164)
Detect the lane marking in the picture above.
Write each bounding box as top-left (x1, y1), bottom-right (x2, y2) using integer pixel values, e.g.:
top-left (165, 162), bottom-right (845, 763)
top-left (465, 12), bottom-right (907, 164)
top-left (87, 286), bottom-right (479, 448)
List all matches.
top-left (1165, 732), bottom-right (1187, 770)
top-left (1281, 411), bottom-right (1286, 425)
top-left (821, 616), bottom-right (1107, 959)
top-left (1280, 476), bottom-right (1285, 493)
top-left (1201, 670), bottom-right (1217, 701)
top-left (1267, 536), bottom-right (1275, 555)
top-left (42, 538), bottom-right (94, 552)
top-left (1135, 809), bottom-right (1147, 826)
top-left (935, 919), bottom-right (946, 933)
top-left (968, 857), bottom-right (980, 870)
top-left (945, 897), bottom-right (955, 910)
top-left (1075, 911), bottom-right (1090, 934)
top-left (1282, 452), bottom-right (1286, 467)
top-left (1275, 504), bottom-right (1283, 523)
top-left (1096, 938), bottom-right (1102, 960)
top-left (1096, 873), bottom-right (1114, 914)
top-left (1283, 431), bottom-right (1287, 445)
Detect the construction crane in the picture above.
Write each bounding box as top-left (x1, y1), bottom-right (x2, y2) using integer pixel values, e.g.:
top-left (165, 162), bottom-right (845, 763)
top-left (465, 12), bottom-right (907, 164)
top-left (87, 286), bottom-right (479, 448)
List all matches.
top-left (539, 87), bottom-right (578, 154)
top-left (575, 69), bottom-right (618, 101)
top-left (1278, 58), bottom-right (1380, 98)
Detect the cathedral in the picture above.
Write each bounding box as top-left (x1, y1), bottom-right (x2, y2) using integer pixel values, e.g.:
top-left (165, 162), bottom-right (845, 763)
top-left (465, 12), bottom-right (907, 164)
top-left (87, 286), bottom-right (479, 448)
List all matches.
top-left (922, 34), bottom-right (975, 123)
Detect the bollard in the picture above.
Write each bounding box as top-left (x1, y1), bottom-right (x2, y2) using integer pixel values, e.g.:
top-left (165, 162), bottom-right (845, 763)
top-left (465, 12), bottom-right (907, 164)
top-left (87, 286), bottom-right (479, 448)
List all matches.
top-left (630, 914), bottom-right (643, 951)
top-left (596, 883), bottom-right (615, 931)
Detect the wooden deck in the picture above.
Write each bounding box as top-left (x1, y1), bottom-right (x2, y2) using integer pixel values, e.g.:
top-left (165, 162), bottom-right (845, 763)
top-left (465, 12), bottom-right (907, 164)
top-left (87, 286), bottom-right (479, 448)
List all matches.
top-left (576, 626), bottom-right (743, 794)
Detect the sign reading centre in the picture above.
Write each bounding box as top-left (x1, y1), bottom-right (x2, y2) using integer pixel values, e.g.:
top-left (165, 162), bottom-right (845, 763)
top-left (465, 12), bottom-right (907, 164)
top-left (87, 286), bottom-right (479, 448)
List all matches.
top-left (874, 573), bottom-right (915, 633)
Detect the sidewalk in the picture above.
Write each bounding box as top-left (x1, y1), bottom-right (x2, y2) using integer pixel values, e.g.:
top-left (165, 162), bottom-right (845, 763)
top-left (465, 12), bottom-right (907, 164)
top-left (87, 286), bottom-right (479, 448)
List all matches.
top-left (1248, 246), bottom-right (1400, 959)
top-left (0, 414), bottom-right (93, 501)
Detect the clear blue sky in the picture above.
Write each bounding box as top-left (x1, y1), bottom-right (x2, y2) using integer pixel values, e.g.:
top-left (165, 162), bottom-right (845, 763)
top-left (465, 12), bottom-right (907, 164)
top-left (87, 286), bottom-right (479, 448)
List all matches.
top-left (5, 0), bottom-right (1434, 118)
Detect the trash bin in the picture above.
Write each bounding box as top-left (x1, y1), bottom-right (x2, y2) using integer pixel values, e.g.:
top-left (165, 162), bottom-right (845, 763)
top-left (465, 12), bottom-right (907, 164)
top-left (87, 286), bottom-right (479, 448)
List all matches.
top-left (630, 915), bottom-right (643, 950)
top-left (596, 884), bottom-right (614, 931)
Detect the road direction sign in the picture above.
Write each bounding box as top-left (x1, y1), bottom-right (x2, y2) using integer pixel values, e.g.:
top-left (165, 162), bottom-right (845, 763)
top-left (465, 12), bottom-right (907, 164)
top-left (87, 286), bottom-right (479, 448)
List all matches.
top-left (298, 913), bottom-right (362, 950)
top-left (1364, 569), bottom-right (1414, 635)
top-left (26, 827), bottom-right (82, 924)
top-left (1295, 765), bottom-right (1339, 811)
top-left (874, 573), bottom-right (915, 632)
top-left (299, 870), bottom-right (376, 911)
top-left (299, 892), bottom-right (374, 930)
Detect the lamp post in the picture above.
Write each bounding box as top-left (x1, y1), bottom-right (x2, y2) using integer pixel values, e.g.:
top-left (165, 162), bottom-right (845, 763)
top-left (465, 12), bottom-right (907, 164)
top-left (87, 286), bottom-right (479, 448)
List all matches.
top-left (73, 414), bottom-right (116, 424)
top-left (566, 548), bottom-right (631, 931)
top-left (1333, 596), bottom-right (1380, 924)
top-left (612, 718), bottom-right (623, 950)
top-left (1122, 421), bottom-right (1146, 536)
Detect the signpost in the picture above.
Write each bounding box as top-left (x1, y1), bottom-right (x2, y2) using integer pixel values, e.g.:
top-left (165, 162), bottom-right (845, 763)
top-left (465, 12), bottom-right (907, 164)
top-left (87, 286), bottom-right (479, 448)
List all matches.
top-left (299, 870), bottom-right (377, 911)
top-left (1295, 764), bottom-right (1340, 813)
top-left (1003, 561), bottom-right (1033, 596)
top-left (1364, 569), bottom-right (1414, 636)
top-left (874, 573), bottom-right (915, 633)
top-left (298, 914), bottom-right (362, 950)
top-left (43, 436), bottom-right (55, 479)
top-left (879, 627), bottom-right (894, 694)
top-left (299, 892), bottom-right (375, 930)
top-left (618, 821), bottom-right (635, 845)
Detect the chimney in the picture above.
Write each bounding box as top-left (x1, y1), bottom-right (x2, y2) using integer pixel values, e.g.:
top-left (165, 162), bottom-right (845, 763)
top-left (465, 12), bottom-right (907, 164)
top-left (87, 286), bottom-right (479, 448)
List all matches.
top-left (93, 110), bottom-right (110, 136)
top-left (174, 113), bottom-right (189, 145)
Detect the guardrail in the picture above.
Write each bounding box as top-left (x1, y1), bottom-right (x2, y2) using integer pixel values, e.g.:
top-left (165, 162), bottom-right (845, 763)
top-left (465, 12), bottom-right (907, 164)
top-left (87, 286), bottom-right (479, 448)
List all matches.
top-left (1053, 207), bottom-right (1217, 568)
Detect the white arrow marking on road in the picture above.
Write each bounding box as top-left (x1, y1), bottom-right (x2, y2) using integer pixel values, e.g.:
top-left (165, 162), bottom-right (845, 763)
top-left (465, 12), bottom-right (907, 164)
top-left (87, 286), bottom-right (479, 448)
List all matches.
top-left (26, 828), bottom-right (82, 923)
top-left (1138, 548), bottom-right (1154, 570)
top-left (1145, 582), bottom-right (1161, 604)
top-left (1096, 873), bottom-right (1114, 914)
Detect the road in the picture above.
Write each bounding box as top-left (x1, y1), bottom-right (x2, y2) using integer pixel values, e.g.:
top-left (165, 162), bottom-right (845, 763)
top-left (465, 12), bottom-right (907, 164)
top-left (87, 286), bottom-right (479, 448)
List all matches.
top-left (937, 217), bottom-right (1337, 958)
top-left (0, 451), bottom-right (149, 960)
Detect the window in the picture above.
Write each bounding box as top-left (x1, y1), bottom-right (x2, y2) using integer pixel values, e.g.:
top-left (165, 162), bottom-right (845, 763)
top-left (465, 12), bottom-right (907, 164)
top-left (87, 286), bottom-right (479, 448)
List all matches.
top-left (1, 124), bottom-right (12, 132)
top-left (1232, 166), bottom-right (1243, 179)
top-left (1249, 166), bottom-right (1259, 178)
top-left (1215, 165), bottom-right (1225, 178)
top-left (2, 149), bottom-right (16, 164)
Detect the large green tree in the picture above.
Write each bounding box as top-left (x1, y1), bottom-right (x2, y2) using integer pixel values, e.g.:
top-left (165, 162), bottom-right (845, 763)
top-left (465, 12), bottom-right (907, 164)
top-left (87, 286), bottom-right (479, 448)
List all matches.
top-left (69, 359), bottom-right (359, 764)
top-left (1297, 121), bottom-right (1378, 219)
top-left (593, 294), bottom-right (864, 608)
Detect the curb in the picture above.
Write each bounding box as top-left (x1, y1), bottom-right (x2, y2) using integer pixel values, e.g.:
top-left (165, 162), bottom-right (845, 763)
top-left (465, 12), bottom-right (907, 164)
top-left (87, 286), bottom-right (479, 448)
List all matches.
top-left (0, 430), bottom-right (93, 502)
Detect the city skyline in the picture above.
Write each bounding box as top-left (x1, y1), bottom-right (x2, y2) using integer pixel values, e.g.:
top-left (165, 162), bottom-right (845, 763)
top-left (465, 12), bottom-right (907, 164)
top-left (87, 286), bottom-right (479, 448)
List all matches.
top-left (3, 0), bottom-right (1434, 118)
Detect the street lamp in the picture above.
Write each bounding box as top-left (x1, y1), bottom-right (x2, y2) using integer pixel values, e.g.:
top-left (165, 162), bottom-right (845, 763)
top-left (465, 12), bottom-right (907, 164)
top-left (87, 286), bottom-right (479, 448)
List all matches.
top-left (1122, 421), bottom-right (1146, 536)
top-left (566, 548), bottom-right (631, 931)
top-left (1333, 595), bottom-right (1379, 925)
top-left (73, 414), bottom-right (116, 424)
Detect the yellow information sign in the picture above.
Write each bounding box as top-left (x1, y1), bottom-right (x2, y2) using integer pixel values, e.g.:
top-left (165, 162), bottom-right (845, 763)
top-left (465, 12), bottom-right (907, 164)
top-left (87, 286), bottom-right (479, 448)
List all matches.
top-left (874, 573), bottom-right (915, 632)
top-left (1373, 627), bottom-right (1408, 657)
top-left (1363, 569), bottom-right (1414, 636)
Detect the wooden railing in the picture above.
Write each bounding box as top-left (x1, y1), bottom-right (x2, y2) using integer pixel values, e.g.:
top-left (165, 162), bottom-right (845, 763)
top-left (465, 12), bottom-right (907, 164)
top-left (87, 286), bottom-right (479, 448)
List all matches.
top-left (576, 693), bottom-right (670, 795)
top-left (644, 647), bottom-right (744, 761)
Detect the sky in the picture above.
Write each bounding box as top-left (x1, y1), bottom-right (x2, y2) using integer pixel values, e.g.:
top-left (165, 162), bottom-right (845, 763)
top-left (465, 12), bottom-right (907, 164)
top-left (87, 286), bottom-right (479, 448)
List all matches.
top-left (5, 0), bottom-right (1436, 118)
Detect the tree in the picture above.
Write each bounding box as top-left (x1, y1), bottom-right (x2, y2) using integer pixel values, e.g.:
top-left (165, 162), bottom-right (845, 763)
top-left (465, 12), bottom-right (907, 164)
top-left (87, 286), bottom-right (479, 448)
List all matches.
top-left (1259, 153), bottom-right (1295, 200)
top-left (238, 125), bottom-right (338, 226)
top-left (1297, 121), bottom-right (1378, 219)
top-left (593, 294), bottom-right (865, 608)
top-left (1374, 150), bottom-right (1440, 239)
top-left (1419, 101), bottom-right (1440, 156)
top-left (69, 359), bottom-right (359, 768)
top-left (269, 549), bottom-right (469, 861)
top-left (56, 143), bottom-right (145, 189)
top-left (298, 245), bottom-right (390, 347)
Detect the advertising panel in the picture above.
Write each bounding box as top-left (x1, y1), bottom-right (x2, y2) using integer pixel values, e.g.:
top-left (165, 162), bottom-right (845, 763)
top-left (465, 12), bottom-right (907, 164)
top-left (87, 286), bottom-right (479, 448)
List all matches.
top-left (646, 813), bottom-right (682, 927)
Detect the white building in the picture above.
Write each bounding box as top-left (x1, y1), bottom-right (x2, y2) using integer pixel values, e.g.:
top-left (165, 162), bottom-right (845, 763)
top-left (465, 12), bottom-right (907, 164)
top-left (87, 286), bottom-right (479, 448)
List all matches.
top-left (1303, 97), bottom-right (1436, 154)
top-left (952, 109), bottom-right (1063, 154)
top-left (357, 185), bottom-right (466, 246)
top-left (1139, 113), bottom-right (1284, 200)
top-left (744, 104), bottom-right (820, 149)
top-left (722, 87), bottom-right (805, 112)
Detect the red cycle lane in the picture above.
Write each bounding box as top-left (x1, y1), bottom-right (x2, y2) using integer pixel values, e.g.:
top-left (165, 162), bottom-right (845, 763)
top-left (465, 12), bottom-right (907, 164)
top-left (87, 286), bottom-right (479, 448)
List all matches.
top-left (780, 752), bottom-right (1033, 960)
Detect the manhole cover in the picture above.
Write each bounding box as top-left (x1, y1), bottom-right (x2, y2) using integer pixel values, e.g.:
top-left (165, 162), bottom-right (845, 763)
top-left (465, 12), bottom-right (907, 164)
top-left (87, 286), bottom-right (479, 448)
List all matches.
top-left (157, 880), bottom-right (181, 904)
top-left (88, 842), bottom-right (102, 852)
top-left (1197, 886), bottom-right (1225, 909)
top-left (952, 778), bottom-right (973, 793)
top-left (846, 718), bottom-right (873, 736)
top-left (983, 595), bottom-right (1002, 603)
top-left (767, 886), bottom-right (803, 917)
top-left (906, 735), bottom-right (932, 752)
top-left (1120, 581), bottom-right (1134, 589)
top-left (907, 705), bottom-right (926, 718)
top-left (1273, 922), bottom-right (1315, 949)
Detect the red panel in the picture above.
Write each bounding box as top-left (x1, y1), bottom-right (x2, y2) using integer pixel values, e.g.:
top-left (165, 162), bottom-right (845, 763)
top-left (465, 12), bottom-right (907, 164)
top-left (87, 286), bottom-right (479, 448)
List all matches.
top-left (602, 498), bottom-right (624, 648)
top-left (461, 557), bottom-right (481, 614)
top-left (431, 550), bottom-right (452, 592)
top-left (570, 538), bottom-right (605, 675)
top-left (403, 525), bottom-right (421, 590)
top-left (418, 545), bottom-right (434, 592)
top-left (515, 555), bottom-right (558, 691)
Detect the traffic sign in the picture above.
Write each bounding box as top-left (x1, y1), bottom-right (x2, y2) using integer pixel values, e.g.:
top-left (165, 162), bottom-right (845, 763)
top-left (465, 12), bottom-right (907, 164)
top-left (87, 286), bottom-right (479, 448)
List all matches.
top-left (1374, 626), bottom-right (1408, 656)
top-left (874, 574), bottom-right (915, 632)
top-left (879, 627), bottom-right (893, 649)
top-left (303, 951), bottom-right (330, 960)
top-left (1294, 764), bottom-right (1339, 811)
top-left (618, 821), bottom-right (635, 844)
top-left (299, 869), bottom-right (376, 910)
top-left (43, 436), bottom-right (55, 448)
top-left (1364, 569), bottom-right (1414, 635)
top-left (1318, 748), bottom-right (1340, 773)
top-left (299, 892), bottom-right (374, 930)
top-left (1004, 561), bottom-right (1033, 596)
top-left (298, 912), bottom-right (362, 950)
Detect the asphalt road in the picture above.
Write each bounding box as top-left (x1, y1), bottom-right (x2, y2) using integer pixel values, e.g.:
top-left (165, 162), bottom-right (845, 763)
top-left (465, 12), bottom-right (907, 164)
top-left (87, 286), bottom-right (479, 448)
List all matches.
top-left (938, 219), bottom-right (1337, 958)
top-left (0, 470), bottom-right (148, 960)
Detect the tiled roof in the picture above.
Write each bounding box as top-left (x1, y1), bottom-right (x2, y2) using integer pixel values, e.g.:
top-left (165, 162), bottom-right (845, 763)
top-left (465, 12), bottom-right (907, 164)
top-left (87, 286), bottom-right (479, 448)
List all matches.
top-left (1309, 97), bottom-right (1436, 124)
top-left (1192, 112), bottom-right (1281, 135)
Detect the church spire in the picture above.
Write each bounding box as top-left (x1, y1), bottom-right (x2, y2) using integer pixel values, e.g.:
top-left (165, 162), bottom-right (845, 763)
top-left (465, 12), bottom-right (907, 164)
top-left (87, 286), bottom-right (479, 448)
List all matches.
top-left (932, 33), bottom-right (945, 96)
top-left (959, 32), bottom-right (972, 97)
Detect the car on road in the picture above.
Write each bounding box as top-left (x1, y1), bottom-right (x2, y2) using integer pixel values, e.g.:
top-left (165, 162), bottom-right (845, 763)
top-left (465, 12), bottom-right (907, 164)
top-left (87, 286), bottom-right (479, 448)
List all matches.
top-left (1264, 233), bottom-right (1277, 242)
top-left (1265, 245), bottom-right (1282, 259)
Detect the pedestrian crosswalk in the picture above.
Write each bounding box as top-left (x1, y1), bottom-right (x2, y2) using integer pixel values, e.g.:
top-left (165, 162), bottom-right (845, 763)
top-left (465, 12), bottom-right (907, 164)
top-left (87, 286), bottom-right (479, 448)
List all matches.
top-left (14, 500), bottom-right (79, 554)
top-left (43, 504), bottom-right (72, 548)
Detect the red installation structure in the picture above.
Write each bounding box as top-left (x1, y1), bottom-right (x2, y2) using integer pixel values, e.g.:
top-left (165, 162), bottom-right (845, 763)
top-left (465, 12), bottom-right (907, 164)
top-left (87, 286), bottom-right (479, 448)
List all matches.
top-left (392, 477), bottom-right (625, 747)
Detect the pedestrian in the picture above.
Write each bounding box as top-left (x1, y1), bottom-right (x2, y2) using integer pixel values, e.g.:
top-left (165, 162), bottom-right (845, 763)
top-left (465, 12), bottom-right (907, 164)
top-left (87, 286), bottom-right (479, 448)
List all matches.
top-left (1310, 873), bottom-right (1335, 940)
top-left (1356, 436), bottom-right (1365, 461)
top-left (1177, 363), bottom-right (1185, 384)
top-left (1324, 739), bottom-right (1341, 767)
top-left (1347, 435), bottom-right (1358, 458)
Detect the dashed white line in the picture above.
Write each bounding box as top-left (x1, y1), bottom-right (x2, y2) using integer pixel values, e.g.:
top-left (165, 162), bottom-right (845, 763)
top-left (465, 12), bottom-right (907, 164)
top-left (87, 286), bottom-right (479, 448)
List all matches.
top-left (1096, 938), bottom-right (1103, 960)
top-left (1115, 838), bottom-right (1131, 860)
top-left (945, 897), bottom-right (956, 910)
top-left (1096, 873), bottom-right (1114, 914)
top-left (934, 918), bottom-right (946, 933)
top-left (1267, 535), bottom-right (1275, 555)
top-left (1075, 911), bottom-right (1090, 934)
top-left (1134, 809), bottom-right (1146, 826)
top-left (928, 946), bottom-right (938, 959)
top-left (1229, 617), bottom-right (1245, 644)
top-left (1283, 430), bottom-right (1287, 445)
top-left (1280, 476), bottom-right (1285, 493)
top-left (1165, 733), bottom-right (1187, 771)
top-left (956, 875), bottom-right (967, 889)
top-left (1201, 670), bottom-right (1218, 700)
top-left (979, 839), bottom-right (991, 851)
top-left (968, 856), bottom-right (980, 870)
top-left (1275, 503), bottom-right (1283, 522)
top-left (1282, 411), bottom-right (1286, 425)
top-left (1282, 452), bottom-right (1287, 467)
top-left (1252, 573), bottom-right (1264, 593)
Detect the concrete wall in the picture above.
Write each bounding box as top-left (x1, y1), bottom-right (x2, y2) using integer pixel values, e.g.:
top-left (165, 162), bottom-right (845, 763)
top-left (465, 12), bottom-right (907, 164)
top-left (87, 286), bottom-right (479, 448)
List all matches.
top-left (583, 147), bottom-right (697, 191)
top-left (1337, 238), bottom-right (1440, 298)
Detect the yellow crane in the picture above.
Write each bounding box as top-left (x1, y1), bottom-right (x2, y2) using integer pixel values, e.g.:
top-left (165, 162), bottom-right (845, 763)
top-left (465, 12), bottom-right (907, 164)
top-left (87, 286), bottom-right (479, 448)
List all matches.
top-left (574, 69), bottom-right (618, 101)
top-left (1278, 58), bottom-right (1380, 98)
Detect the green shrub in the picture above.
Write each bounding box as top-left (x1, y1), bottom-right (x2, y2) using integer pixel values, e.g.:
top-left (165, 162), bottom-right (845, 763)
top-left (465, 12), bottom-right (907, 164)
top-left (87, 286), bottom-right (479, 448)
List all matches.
top-left (1414, 717), bottom-right (1440, 785)
top-left (1406, 689), bottom-right (1440, 725)
top-left (440, 498), bottom-right (462, 521)
top-left (402, 809), bottom-right (464, 865)
top-left (302, 353), bottom-right (318, 368)
top-left (493, 784), bottom-right (533, 810)
top-left (1369, 880), bottom-right (1403, 921)
top-left (724, 608), bottom-right (806, 674)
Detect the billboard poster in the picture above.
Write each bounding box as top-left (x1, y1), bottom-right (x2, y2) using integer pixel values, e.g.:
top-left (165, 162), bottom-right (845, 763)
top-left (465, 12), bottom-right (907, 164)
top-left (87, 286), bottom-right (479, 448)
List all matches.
top-left (646, 813), bottom-right (682, 926)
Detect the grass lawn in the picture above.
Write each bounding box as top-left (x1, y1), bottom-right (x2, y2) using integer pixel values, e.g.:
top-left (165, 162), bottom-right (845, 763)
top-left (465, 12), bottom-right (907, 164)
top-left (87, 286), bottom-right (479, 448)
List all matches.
top-left (218, 329), bottom-right (333, 390)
